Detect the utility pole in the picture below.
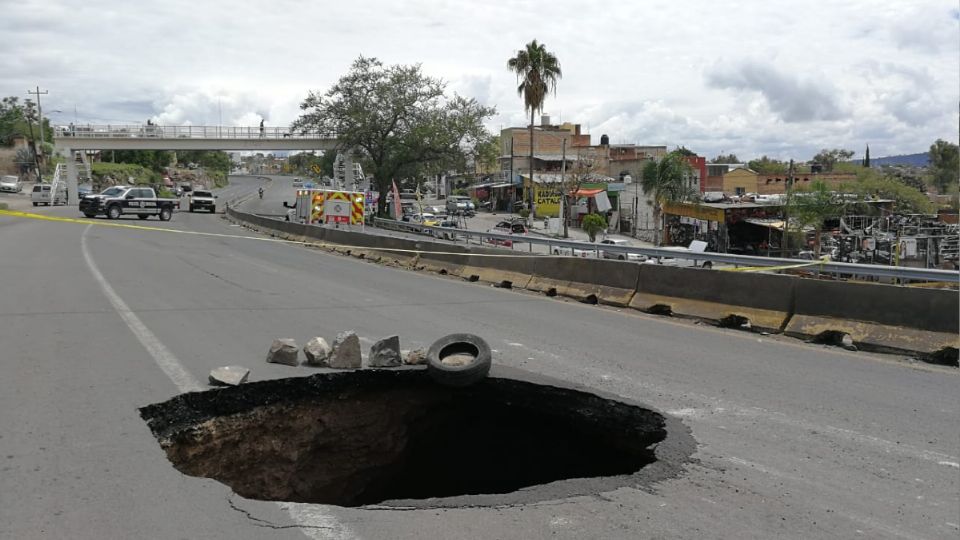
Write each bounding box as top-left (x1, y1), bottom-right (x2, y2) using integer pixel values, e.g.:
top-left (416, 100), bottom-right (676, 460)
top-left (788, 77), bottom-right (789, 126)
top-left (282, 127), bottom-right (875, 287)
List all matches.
top-left (561, 138), bottom-right (567, 238)
top-left (26, 87), bottom-right (48, 182)
top-left (783, 159), bottom-right (795, 256)
top-left (509, 136), bottom-right (515, 215)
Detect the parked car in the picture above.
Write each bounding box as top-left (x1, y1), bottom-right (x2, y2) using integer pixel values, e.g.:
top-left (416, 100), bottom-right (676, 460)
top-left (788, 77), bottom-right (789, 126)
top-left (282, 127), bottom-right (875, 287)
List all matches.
top-left (599, 238), bottom-right (646, 261)
top-left (409, 213), bottom-right (441, 228)
top-left (446, 195), bottom-right (475, 216)
top-left (644, 240), bottom-right (715, 269)
top-left (0, 175), bottom-right (22, 193)
top-left (31, 184), bottom-right (65, 206)
top-left (552, 245), bottom-right (597, 258)
top-left (486, 220), bottom-right (528, 247)
top-left (188, 190), bottom-right (217, 213)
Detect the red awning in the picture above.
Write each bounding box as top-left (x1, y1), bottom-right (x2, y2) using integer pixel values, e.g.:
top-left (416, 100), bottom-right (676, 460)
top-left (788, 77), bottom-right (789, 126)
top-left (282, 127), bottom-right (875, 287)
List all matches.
top-left (571, 188), bottom-right (604, 197)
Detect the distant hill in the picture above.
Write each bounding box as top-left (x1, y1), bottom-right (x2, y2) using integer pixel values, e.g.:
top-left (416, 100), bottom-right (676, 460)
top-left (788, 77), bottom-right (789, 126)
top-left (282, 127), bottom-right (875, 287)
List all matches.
top-left (867, 152), bottom-right (930, 167)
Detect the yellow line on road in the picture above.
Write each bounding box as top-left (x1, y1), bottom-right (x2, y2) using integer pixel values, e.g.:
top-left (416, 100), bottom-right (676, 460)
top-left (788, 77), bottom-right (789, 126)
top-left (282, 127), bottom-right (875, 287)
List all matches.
top-left (0, 209), bottom-right (532, 258)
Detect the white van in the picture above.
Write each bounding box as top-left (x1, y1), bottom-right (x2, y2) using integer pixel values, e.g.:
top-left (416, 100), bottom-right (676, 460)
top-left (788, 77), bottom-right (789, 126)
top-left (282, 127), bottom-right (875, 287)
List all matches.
top-left (31, 184), bottom-right (65, 206)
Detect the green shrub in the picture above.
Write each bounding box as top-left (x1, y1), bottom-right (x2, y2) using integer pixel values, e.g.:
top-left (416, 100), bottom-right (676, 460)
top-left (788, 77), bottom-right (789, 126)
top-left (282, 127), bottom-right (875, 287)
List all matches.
top-left (581, 213), bottom-right (607, 241)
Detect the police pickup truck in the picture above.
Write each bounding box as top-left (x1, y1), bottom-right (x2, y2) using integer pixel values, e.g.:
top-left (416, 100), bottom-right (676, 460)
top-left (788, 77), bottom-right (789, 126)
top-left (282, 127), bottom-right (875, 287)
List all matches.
top-left (79, 186), bottom-right (178, 221)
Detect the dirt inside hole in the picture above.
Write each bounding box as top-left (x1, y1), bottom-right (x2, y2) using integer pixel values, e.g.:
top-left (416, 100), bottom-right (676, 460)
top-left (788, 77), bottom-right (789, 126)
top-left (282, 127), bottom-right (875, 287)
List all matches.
top-left (139, 371), bottom-right (667, 507)
top-left (439, 342), bottom-right (479, 366)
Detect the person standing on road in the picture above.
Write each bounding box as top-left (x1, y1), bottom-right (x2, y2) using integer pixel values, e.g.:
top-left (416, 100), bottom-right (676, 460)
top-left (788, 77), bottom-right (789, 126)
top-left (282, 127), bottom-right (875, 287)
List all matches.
top-left (259, 119), bottom-right (265, 138)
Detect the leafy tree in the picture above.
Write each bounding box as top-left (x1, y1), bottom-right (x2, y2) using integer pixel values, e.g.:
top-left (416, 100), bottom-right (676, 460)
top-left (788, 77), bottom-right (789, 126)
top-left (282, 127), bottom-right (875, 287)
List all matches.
top-left (508, 39), bottom-right (562, 208)
top-left (812, 148), bottom-right (855, 172)
top-left (711, 153), bottom-right (740, 164)
top-left (562, 152), bottom-right (597, 238)
top-left (294, 57), bottom-right (495, 215)
top-left (640, 151), bottom-right (696, 246)
top-left (109, 150), bottom-right (172, 172)
top-left (786, 180), bottom-right (842, 255)
top-left (176, 150), bottom-right (231, 176)
top-left (747, 155), bottom-right (787, 174)
top-left (674, 146), bottom-right (696, 157)
top-left (928, 139), bottom-right (959, 192)
top-left (14, 147), bottom-right (34, 175)
top-left (848, 169), bottom-right (933, 214)
top-left (581, 213), bottom-right (607, 242)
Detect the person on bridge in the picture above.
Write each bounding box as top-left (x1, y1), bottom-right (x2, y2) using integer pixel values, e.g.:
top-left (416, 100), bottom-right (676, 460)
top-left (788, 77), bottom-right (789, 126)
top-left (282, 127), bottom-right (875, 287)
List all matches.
top-left (259, 119), bottom-right (265, 138)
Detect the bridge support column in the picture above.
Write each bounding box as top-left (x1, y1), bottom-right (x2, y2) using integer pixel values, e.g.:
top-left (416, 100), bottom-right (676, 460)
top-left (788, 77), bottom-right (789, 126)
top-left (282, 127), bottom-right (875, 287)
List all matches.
top-left (64, 149), bottom-right (79, 205)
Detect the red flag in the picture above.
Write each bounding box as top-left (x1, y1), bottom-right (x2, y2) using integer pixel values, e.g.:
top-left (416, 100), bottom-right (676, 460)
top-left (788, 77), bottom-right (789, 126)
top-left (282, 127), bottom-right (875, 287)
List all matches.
top-left (391, 179), bottom-right (402, 218)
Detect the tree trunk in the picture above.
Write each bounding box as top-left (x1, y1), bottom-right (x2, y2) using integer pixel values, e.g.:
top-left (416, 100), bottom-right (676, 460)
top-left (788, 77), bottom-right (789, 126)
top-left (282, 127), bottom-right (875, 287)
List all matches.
top-left (529, 108), bottom-right (535, 214)
top-left (813, 225), bottom-right (822, 256)
top-left (653, 206), bottom-right (661, 246)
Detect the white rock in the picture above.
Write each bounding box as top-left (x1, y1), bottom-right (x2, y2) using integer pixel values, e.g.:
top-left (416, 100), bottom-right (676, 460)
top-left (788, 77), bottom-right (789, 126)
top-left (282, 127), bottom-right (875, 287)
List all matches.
top-left (209, 366), bottom-right (250, 386)
top-left (303, 337), bottom-right (332, 367)
top-left (329, 331), bottom-right (362, 369)
top-left (266, 338), bottom-right (299, 366)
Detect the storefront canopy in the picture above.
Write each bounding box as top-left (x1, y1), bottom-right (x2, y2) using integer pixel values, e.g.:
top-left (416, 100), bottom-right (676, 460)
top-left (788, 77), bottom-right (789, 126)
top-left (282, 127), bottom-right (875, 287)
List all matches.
top-left (571, 188), bottom-right (604, 197)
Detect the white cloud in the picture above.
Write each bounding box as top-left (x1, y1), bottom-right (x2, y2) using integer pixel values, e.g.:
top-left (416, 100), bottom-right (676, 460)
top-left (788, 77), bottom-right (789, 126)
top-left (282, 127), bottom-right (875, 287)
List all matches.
top-left (1, 0), bottom-right (955, 160)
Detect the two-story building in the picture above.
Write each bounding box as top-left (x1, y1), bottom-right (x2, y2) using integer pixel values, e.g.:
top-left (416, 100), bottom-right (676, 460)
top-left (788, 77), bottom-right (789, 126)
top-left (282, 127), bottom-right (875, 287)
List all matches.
top-left (722, 168), bottom-right (857, 196)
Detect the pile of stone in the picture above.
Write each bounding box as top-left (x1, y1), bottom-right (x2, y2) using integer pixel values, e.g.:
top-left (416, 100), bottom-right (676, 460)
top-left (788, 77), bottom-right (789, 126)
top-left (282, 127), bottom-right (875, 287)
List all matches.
top-left (208, 332), bottom-right (427, 387)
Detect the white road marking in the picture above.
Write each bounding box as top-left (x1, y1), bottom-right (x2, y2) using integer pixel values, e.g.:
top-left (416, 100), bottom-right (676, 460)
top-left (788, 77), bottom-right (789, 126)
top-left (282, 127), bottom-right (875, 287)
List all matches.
top-left (81, 225), bottom-right (357, 540)
top-left (81, 227), bottom-right (202, 393)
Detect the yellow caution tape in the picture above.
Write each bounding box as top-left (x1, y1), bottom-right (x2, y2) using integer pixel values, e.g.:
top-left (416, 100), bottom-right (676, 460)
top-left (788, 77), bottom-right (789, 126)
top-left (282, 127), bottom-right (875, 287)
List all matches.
top-left (719, 258), bottom-right (829, 273)
top-left (0, 209), bottom-right (538, 258)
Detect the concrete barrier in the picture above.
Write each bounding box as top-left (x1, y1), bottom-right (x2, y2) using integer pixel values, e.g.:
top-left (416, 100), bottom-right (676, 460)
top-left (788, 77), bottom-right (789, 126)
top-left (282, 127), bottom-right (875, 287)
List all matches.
top-left (459, 254), bottom-right (537, 289)
top-left (630, 265), bottom-right (796, 331)
top-left (785, 279), bottom-right (960, 354)
top-left (528, 258), bottom-right (640, 307)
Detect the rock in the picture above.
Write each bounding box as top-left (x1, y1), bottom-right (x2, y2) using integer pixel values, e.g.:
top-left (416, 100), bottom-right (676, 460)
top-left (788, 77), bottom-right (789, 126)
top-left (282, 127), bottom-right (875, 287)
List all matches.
top-left (841, 334), bottom-right (858, 351)
top-left (403, 348), bottom-right (428, 365)
top-left (303, 337), bottom-right (332, 367)
top-left (329, 331), bottom-right (362, 369)
top-left (209, 366), bottom-right (250, 386)
top-left (266, 338), bottom-right (299, 366)
top-left (369, 336), bottom-right (402, 367)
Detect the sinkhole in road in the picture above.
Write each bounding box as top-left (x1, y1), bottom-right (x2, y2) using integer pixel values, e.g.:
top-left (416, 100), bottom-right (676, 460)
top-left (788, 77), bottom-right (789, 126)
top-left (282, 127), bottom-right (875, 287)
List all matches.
top-left (139, 370), bottom-right (669, 507)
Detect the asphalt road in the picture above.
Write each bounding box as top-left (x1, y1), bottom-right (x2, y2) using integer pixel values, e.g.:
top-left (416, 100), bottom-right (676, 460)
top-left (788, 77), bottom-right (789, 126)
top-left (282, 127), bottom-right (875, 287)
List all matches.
top-left (1, 175), bottom-right (957, 539)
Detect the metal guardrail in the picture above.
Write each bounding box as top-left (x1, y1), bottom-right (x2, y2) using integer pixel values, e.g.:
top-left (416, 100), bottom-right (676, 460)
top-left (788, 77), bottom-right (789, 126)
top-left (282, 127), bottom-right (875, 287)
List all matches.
top-left (373, 217), bottom-right (960, 284)
top-left (54, 125), bottom-right (336, 140)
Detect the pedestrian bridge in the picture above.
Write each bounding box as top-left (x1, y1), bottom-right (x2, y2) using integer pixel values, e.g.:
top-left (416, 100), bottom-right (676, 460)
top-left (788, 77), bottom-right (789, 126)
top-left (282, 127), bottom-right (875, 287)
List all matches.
top-left (53, 124), bottom-right (338, 203)
top-left (54, 124), bottom-right (338, 152)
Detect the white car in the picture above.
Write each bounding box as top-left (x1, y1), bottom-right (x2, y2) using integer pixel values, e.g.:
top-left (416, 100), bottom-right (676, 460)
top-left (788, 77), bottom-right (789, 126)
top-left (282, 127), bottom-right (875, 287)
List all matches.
top-left (645, 240), bottom-right (715, 269)
top-left (599, 238), bottom-right (646, 261)
top-left (0, 175), bottom-right (22, 193)
top-left (552, 245), bottom-right (597, 258)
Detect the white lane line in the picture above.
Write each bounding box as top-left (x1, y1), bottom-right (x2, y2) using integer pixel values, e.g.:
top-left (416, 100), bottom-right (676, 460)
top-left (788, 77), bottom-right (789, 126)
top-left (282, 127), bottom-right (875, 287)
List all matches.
top-left (81, 225), bottom-right (357, 540)
top-left (81, 226), bottom-right (202, 393)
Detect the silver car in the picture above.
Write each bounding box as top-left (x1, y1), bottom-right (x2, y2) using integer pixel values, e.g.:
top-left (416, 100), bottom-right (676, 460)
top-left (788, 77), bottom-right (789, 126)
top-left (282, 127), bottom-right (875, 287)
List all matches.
top-left (0, 175), bottom-right (22, 193)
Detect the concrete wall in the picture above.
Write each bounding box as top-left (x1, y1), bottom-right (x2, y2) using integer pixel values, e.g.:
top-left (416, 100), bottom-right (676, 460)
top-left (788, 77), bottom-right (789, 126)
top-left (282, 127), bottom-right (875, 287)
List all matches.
top-left (226, 207), bottom-right (959, 357)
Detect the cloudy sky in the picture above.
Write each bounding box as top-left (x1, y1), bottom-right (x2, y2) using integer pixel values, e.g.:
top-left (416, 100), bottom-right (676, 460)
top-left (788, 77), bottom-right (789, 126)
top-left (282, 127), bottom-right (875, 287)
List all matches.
top-left (2, 0), bottom-right (957, 160)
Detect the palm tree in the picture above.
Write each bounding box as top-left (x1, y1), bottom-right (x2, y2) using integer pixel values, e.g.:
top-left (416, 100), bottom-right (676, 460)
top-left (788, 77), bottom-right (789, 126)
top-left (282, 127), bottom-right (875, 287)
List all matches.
top-left (508, 40), bottom-right (562, 212)
top-left (640, 151), bottom-right (696, 246)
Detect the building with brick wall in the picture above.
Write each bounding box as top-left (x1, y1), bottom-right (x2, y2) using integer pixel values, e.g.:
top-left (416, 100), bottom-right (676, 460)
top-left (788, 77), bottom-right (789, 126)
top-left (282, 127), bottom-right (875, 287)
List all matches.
top-left (722, 168), bottom-right (857, 196)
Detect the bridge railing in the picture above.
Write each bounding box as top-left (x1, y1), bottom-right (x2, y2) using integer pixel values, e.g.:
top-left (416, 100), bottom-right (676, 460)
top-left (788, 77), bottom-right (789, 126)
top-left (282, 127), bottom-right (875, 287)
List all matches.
top-left (54, 125), bottom-right (336, 140)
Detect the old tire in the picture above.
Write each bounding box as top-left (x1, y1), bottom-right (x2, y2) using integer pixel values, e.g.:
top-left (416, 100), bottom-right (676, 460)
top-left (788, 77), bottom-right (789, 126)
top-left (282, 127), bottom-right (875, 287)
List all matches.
top-left (32, 202), bottom-right (38, 207)
top-left (159, 207), bottom-right (172, 221)
top-left (106, 205), bottom-right (121, 220)
top-left (138, 214), bottom-right (149, 220)
top-left (83, 212), bottom-right (96, 218)
top-left (702, 261), bottom-right (713, 270)
top-left (426, 333), bottom-right (492, 387)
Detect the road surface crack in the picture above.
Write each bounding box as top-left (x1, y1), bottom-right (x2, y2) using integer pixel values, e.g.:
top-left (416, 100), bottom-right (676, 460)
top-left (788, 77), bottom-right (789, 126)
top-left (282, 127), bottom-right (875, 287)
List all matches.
top-left (227, 494), bottom-right (335, 531)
